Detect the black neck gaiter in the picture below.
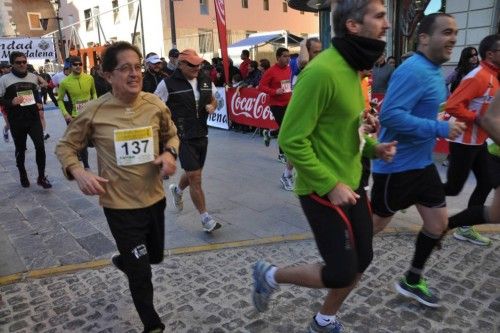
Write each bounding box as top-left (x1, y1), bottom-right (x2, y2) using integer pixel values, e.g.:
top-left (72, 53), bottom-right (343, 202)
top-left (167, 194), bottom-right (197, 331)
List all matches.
top-left (331, 35), bottom-right (386, 71)
top-left (11, 68), bottom-right (28, 78)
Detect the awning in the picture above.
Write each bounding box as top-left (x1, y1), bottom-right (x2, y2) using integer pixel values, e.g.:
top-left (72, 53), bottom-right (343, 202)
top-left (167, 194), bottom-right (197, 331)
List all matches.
top-left (229, 32), bottom-right (303, 48)
top-left (287, 0), bottom-right (332, 12)
top-left (229, 33), bottom-right (281, 48)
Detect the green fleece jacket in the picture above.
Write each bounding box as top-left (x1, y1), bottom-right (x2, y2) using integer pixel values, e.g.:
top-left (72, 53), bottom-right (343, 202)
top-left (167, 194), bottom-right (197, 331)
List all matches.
top-left (278, 47), bottom-right (377, 196)
top-left (57, 73), bottom-right (97, 118)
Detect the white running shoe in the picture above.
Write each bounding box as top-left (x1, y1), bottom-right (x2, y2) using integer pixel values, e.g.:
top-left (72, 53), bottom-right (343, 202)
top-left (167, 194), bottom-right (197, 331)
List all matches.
top-left (201, 215), bottom-right (221, 233)
top-left (280, 174), bottom-right (294, 191)
top-left (169, 183), bottom-right (183, 211)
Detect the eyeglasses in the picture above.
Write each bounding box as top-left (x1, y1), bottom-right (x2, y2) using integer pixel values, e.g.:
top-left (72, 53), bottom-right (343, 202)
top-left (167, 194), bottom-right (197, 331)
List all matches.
top-left (182, 61), bottom-right (200, 68)
top-left (14, 60), bottom-right (27, 65)
top-left (72, 63), bottom-right (82, 67)
top-left (469, 53), bottom-right (477, 57)
top-left (113, 63), bottom-right (142, 73)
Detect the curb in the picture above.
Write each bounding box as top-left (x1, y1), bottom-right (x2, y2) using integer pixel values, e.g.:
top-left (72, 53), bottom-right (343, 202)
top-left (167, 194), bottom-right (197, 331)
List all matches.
top-left (1, 225), bottom-right (498, 286)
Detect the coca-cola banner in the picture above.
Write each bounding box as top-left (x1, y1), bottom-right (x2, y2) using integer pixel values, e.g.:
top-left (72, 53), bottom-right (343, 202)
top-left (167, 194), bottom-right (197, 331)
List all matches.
top-left (207, 87), bottom-right (229, 130)
top-left (226, 88), bottom-right (279, 130)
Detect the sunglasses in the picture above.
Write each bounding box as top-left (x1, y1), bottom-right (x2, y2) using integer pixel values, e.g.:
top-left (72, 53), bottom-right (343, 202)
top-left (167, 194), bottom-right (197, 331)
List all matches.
top-left (14, 60), bottom-right (27, 65)
top-left (183, 61), bottom-right (200, 68)
top-left (72, 63), bottom-right (83, 67)
top-left (469, 53), bottom-right (477, 57)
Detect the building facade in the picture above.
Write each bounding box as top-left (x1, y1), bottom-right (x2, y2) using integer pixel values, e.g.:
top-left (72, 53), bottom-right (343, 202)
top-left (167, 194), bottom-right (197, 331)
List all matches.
top-left (289, 0), bottom-right (500, 68)
top-left (0, 0), bottom-right (59, 38)
top-left (45, 0), bottom-right (318, 61)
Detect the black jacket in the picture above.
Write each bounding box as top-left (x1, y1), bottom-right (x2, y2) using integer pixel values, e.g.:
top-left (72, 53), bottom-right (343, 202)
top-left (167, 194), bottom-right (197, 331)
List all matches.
top-left (164, 69), bottom-right (213, 140)
top-left (142, 70), bottom-right (163, 93)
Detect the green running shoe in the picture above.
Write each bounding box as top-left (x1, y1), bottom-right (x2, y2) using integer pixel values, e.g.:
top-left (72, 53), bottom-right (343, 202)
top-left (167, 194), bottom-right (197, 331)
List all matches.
top-left (395, 277), bottom-right (440, 308)
top-left (453, 227), bottom-right (491, 246)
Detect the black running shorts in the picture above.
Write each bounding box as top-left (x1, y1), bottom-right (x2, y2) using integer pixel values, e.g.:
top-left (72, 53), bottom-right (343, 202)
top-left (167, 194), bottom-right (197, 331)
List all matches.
top-left (371, 164), bottom-right (446, 217)
top-left (179, 137), bottom-right (208, 171)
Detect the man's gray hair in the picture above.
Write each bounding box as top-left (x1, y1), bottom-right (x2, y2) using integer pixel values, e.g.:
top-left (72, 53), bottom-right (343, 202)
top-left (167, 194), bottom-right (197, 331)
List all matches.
top-left (333, 0), bottom-right (384, 37)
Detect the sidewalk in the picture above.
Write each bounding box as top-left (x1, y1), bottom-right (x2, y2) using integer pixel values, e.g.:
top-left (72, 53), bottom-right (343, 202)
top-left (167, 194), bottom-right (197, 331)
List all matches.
top-left (1, 104), bottom-right (497, 280)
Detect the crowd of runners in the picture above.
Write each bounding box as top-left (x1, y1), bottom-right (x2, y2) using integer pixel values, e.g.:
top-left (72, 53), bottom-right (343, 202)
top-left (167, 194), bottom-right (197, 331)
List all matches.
top-left (1, 0), bottom-right (499, 332)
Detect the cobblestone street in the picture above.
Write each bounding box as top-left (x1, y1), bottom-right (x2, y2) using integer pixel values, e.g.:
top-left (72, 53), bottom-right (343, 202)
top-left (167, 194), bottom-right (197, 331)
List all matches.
top-left (1, 234), bottom-right (499, 333)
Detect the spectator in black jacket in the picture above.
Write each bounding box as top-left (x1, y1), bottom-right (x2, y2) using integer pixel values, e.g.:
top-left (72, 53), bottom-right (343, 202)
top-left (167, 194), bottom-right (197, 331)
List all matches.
top-left (142, 54), bottom-right (163, 93)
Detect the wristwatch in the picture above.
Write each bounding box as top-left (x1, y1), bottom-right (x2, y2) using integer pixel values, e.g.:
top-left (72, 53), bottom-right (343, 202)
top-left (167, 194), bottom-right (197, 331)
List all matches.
top-left (164, 146), bottom-right (177, 160)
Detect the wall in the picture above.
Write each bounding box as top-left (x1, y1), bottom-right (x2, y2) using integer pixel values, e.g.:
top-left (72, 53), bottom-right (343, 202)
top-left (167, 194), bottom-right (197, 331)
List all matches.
top-left (446, 0), bottom-right (498, 64)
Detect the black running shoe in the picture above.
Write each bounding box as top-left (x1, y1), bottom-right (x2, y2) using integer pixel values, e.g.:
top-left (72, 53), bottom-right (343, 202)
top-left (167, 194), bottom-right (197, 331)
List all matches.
top-left (37, 176), bottom-right (52, 189)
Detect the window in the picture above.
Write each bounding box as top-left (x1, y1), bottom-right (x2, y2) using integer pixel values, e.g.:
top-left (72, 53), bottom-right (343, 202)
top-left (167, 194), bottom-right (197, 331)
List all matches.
top-left (198, 29), bottom-right (213, 54)
top-left (245, 30), bottom-right (257, 38)
top-left (242, 0), bottom-right (248, 8)
top-left (200, 0), bottom-right (209, 15)
top-left (84, 9), bottom-right (93, 31)
top-left (27, 12), bottom-right (42, 30)
top-left (263, 0), bottom-right (269, 11)
top-left (300, 11), bottom-right (304, 15)
top-left (282, 2), bottom-right (287, 12)
top-left (112, 0), bottom-right (120, 24)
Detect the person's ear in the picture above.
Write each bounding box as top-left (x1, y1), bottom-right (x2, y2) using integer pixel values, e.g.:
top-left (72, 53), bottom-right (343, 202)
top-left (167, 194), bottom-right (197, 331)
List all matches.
top-left (346, 18), bottom-right (361, 35)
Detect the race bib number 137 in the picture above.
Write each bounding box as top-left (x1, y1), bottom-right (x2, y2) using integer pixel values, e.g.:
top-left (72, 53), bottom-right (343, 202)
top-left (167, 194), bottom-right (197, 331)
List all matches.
top-left (114, 126), bottom-right (154, 166)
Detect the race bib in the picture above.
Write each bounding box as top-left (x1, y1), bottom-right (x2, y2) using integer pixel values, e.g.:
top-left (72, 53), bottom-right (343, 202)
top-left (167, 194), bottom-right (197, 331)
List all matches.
top-left (280, 80), bottom-right (291, 93)
top-left (114, 126), bottom-right (154, 166)
top-left (17, 90), bottom-right (35, 106)
top-left (74, 100), bottom-right (88, 115)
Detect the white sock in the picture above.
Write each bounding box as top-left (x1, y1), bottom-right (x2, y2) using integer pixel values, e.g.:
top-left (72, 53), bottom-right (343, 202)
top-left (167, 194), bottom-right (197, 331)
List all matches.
top-left (315, 312), bottom-right (337, 327)
top-left (265, 266), bottom-right (278, 289)
top-left (283, 168), bottom-right (292, 178)
top-left (200, 212), bottom-right (210, 221)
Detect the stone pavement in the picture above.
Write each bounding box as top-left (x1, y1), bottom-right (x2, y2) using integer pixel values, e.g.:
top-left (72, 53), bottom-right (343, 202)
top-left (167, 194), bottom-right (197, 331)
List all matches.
top-left (0, 234), bottom-right (499, 333)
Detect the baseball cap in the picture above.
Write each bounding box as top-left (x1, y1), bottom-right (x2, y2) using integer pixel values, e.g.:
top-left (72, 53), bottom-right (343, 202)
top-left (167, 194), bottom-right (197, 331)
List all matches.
top-left (179, 49), bottom-right (204, 66)
top-left (168, 49), bottom-right (180, 58)
top-left (68, 55), bottom-right (82, 64)
top-left (146, 54), bottom-right (162, 64)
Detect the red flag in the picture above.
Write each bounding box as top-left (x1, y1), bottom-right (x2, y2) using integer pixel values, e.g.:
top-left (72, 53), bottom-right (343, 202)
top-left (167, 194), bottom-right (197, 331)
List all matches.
top-left (214, 0), bottom-right (230, 85)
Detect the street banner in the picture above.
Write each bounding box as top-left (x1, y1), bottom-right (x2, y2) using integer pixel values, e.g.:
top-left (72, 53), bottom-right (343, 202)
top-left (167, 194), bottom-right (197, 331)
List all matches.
top-left (207, 87), bottom-right (229, 129)
top-left (214, 0), bottom-right (230, 84)
top-left (0, 38), bottom-right (56, 61)
top-left (226, 88), bottom-right (279, 130)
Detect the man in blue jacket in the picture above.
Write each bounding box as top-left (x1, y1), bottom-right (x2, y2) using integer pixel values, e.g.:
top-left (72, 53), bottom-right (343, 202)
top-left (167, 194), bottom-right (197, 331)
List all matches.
top-left (371, 13), bottom-right (466, 307)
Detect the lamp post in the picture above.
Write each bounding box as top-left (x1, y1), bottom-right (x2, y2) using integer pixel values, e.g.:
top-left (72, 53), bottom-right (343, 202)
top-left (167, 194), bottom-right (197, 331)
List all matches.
top-left (169, 0), bottom-right (177, 48)
top-left (41, 0), bottom-right (66, 60)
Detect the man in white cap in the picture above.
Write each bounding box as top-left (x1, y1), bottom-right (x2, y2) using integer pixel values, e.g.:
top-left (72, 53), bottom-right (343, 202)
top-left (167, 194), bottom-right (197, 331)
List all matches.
top-left (143, 53), bottom-right (164, 93)
top-left (155, 49), bottom-right (221, 233)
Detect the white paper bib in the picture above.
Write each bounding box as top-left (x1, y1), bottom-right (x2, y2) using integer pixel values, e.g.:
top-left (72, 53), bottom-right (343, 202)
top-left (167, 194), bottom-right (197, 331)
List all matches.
top-left (114, 126), bottom-right (154, 166)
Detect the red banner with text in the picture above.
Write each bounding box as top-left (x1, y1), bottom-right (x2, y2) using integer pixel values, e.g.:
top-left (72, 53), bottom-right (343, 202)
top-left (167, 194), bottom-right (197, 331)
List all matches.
top-left (226, 88), bottom-right (279, 129)
top-left (214, 0), bottom-right (230, 85)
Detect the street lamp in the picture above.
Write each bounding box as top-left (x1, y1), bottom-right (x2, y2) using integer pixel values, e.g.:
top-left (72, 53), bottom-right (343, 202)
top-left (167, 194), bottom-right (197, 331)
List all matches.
top-left (40, 0), bottom-right (66, 59)
top-left (169, 0), bottom-right (177, 48)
